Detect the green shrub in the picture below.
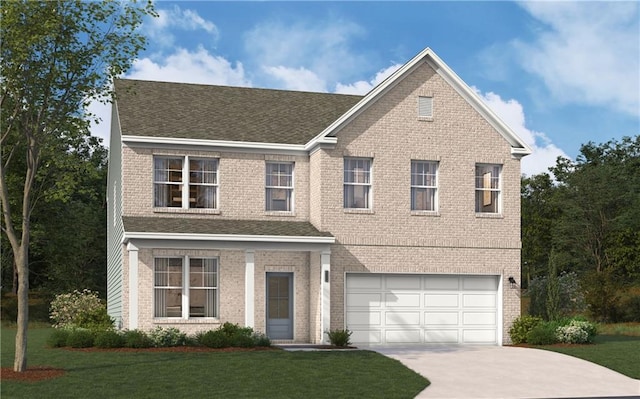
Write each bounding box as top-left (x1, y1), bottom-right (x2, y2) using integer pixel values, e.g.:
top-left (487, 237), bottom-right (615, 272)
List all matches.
top-left (526, 322), bottom-right (558, 345)
top-left (556, 319), bottom-right (597, 344)
top-left (509, 315), bottom-right (542, 344)
top-left (123, 329), bottom-right (152, 348)
top-left (47, 328), bottom-right (71, 347)
top-left (326, 328), bottom-right (352, 347)
top-left (198, 329), bottom-right (229, 348)
top-left (252, 332), bottom-right (271, 347)
top-left (149, 326), bottom-right (188, 347)
top-left (66, 328), bottom-right (95, 348)
top-left (95, 330), bottom-right (125, 348)
top-left (50, 289), bottom-right (114, 331)
top-left (197, 323), bottom-right (258, 348)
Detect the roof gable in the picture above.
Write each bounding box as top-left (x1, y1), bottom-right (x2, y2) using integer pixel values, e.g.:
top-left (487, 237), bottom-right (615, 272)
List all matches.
top-left (306, 48), bottom-right (532, 157)
top-left (114, 79), bottom-right (361, 145)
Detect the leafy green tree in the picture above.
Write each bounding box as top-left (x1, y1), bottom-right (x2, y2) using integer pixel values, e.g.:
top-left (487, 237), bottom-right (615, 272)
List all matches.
top-left (550, 136), bottom-right (640, 320)
top-left (521, 173), bottom-right (558, 287)
top-left (545, 250), bottom-right (560, 321)
top-left (0, 0), bottom-right (155, 372)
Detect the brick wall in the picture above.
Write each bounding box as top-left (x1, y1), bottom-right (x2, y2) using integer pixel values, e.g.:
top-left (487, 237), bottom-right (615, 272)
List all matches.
top-left (122, 148), bottom-right (310, 221)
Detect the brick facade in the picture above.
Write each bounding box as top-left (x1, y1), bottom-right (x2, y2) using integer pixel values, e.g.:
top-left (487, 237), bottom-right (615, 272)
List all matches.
top-left (111, 51), bottom-right (526, 345)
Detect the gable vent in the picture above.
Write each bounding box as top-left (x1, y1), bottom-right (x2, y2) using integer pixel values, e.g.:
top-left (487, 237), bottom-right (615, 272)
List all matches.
top-left (418, 96), bottom-right (433, 118)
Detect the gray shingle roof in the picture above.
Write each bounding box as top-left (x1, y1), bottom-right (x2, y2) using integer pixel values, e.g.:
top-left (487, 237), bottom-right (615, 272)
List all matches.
top-left (114, 79), bottom-right (362, 145)
top-left (122, 216), bottom-right (333, 238)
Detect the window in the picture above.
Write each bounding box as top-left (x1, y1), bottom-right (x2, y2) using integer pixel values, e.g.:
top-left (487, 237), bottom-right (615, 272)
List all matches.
top-left (154, 257), bottom-right (218, 318)
top-left (418, 96), bottom-right (433, 118)
top-left (475, 164), bottom-right (501, 213)
top-left (154, 156), bottom-right (218, 209)
top-left (411, 161), bottom-right (438, 211)
top-left (344, 158), bottom-right (372, 209)
top-left (266, 162), bottom-right (293, 212)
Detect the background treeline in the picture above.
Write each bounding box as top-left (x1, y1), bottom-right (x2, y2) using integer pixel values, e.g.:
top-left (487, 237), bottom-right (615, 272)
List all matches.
top-left (1, 135), bottom-right (639, 322)
top-left (1, 135), bottom-right (107, 309)
top-left (522, 135), bottom-right (640, 322)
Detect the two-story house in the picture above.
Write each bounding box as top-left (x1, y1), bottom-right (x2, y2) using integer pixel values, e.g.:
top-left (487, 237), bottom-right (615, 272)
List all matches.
top-left (107, 48), bottom-right (531, 345)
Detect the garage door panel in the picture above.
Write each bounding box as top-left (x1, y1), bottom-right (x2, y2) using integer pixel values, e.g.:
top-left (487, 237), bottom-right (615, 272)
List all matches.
top-left (385, 311), bottom-right (420, 326)
top-left (425, 312), bottom-right (458, 325)
top-left (425, 330), bottom-right (459, 343)
top-left (463, 276), bottom-right (499, 290)
top-left (348, 293), bottom-right (382, 307)
top-left (386, 275), bottom-right (421, 290)
top-left (462, 293), bottom-right (496, 308)
top-left (463, 312), bottom-right (496, 326)
top-left (425, 276), bottom-right (459, 290)
top-left (386, 329), bottom-right (421, 343)
top-left (351, 330), bottom-right (382, 344)
top-left (347, 311), bottom-right (381, 326)
top-left (347, 275), bottom-right (383, 289)
top-left (386, 293), bottom-right (421, 307)
top-left (463, 329), bottom-right (496, 344)
top-left (425, 294), bottom-right (459, 307)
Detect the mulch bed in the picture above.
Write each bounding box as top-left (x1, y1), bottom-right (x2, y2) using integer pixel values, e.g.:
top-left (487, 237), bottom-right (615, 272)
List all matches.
top-left (1, 366), bottom-right (65, 382)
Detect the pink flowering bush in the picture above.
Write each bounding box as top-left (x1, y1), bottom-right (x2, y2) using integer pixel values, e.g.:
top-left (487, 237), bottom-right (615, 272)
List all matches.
top-left (50, 289), bottom-right (114, 331)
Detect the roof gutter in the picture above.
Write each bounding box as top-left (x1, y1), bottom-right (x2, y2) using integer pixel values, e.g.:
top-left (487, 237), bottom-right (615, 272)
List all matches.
top-left (123, 231), bottom-right (336, 244)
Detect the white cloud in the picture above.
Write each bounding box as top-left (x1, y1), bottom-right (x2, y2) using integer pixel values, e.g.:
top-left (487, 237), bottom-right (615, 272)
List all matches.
top-left (244, 17), bottom-right (368, 87)
top-left (127, 47), bottom-right (250, 87)
top-left (87, 100), bottom-right (112, 146)
top-left (335, 64), bottom-right (402, 95)
top-left (476, 89), bottom-right (568, 176)
top-left (144, 5), bottom-right (218, 48)
top-left (263, 66), bottom-right (327, 92)
top-left (516, 2), bottom-right (639, 116)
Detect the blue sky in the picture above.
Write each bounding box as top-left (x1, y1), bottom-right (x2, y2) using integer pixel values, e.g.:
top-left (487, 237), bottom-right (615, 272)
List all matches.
top-left (93, 1), bottom-right (640, 176)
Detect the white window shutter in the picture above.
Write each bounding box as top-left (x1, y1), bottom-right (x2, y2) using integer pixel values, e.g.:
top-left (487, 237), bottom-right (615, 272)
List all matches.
top-left (418, 96), bottom-right (433, 118)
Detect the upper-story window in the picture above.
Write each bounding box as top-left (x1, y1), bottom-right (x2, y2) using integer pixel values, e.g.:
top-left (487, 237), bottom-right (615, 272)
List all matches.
top-left (411, 160), bottom-right (438, 211)
top-left (418, 96), bottom-right (433, 118)
top-left (154, 257), bottom-right (218, 318)
top-left (344, 158), bottom-right (372, 209)
top-left (475, 164), bottom-right (501, 214)
top-left (266, 162), bottom-right (294, 212)
top-left (154, 156), bottom-right (218, 209)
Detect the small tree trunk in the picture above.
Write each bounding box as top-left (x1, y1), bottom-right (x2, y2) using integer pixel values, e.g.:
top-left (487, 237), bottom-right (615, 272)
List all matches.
top-left (13, 246), bottom-right (28, 372)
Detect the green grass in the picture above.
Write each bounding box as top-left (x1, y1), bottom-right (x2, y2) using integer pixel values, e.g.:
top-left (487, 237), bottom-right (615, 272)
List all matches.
top-left (541, 335), bottom-right (640, 379)
top-left (597, 322), bottom-right (640, 336)
top-left (1, 327), bottom-right (428, 398)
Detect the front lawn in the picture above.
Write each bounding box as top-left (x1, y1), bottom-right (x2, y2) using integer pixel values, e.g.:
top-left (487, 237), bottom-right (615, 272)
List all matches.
top-left (541, 335), bottom-right (640, 379)
top-left (1, 327), bottom-right (429, 398)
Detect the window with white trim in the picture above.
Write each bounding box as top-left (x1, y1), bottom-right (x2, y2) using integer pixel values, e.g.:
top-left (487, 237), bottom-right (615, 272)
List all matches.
top-left (154, 156), bottom-right (218, 209)
top-left (411, 160), bottom-right (438, 211)
top-left (265, 162), bottom-right (294, 212)
top-left (475, 164), bottom-right (501, 213)
top-left (154, 257), bottom-right (218, 318)
top-left (344, 158), bottom-right (372, 209)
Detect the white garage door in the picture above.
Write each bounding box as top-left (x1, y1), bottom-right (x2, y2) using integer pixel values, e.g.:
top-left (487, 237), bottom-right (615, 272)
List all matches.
top-left (346, 274), bottom-right (499, 345)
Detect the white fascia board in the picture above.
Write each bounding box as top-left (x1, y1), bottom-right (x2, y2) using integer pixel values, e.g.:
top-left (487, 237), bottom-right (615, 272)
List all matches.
top-left (123, 231), bottom-right (335, 245)
top-left (122, 135), bottom-right (307, 153)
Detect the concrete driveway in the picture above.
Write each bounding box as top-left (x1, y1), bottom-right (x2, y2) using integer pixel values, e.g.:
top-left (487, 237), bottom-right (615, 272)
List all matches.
top-left (372, 345), bottom-right (640, 398)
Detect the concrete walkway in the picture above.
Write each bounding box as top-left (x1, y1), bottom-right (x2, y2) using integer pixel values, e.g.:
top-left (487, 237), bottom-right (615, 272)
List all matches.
top-left (371, 345), bottom-right (640, 399)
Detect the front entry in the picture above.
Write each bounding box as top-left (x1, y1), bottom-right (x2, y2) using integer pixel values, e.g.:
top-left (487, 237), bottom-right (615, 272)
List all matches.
top-left (266, 272), bottom-right (293, 340)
